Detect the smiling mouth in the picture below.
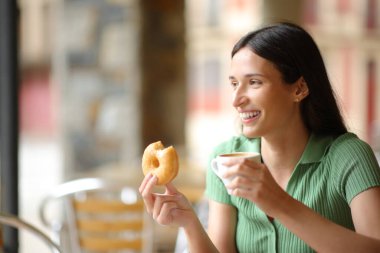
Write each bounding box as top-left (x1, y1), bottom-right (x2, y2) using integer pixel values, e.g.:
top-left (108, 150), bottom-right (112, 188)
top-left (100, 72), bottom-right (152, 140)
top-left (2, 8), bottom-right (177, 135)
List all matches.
top-left (239, 111), bottom-right (261, 121)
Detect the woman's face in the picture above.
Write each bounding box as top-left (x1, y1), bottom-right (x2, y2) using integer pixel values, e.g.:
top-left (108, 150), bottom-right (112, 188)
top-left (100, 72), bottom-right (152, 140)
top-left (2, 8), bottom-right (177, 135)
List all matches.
top-left (229, 47), bottom-right (300, 138)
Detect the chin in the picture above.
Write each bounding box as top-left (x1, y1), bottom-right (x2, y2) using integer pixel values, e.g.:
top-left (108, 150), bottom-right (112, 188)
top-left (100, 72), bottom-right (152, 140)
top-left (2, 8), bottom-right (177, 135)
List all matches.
top-left (242, 127), bottom-right (261, 139)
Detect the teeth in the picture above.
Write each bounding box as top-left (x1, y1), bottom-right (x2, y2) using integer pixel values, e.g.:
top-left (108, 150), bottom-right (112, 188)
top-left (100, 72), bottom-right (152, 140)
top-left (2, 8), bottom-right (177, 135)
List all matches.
top-left (240, 111), bottom-right (260, 120)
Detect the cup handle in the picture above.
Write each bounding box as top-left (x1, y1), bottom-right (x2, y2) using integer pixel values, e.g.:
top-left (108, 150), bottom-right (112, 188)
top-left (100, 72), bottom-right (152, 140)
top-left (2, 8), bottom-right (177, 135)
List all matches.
top-left (211, 158), bottom-right (232, 194)
top-left (211, 158), bottom-right (219, 175)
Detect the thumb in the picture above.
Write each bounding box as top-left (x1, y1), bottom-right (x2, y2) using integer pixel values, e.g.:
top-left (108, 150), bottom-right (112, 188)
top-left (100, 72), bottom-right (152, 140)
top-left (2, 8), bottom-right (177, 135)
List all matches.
top-left (165, 183), bottom-right (178, 195)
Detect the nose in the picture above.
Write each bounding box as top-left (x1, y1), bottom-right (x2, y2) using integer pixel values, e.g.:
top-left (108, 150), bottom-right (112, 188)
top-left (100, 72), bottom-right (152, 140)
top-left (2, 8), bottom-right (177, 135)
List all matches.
top-left (232, 85), bottom-right (247, 108)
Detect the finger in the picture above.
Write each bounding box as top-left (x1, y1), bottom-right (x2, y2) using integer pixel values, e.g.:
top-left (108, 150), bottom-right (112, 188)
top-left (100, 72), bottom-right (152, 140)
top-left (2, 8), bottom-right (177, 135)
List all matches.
top-left (223, 163), bottom-right (262, 179)
top-left (230, 187), bottom-right (253, 200)
top-left (152, 194), bottom-right (179, 220)
top-left (141, 174), bottom-right (157, 198)
top-left (226, 177), bottom-right (255, 191)
top-left (156, 201), bottom-right (177, 225)
top-left (139, 173), bottom-right (153, 193)
top-left (227, 175), bottom-right (255, 190)
top-left (152, 194), bottom-right (161, 220)
top-left (165, 183), bottom-right (179, 195)
top-left (143, 194), bottom-right (156, 215)
top-left (141, 175), bottom-right (158, 213)
top-left (225, 160), bottom-right (266, 176)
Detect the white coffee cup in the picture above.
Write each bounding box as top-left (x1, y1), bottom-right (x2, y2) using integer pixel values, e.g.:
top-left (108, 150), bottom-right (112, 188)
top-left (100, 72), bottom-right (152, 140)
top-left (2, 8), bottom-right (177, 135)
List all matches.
top-left (211, 152), bottom-right (261, 194)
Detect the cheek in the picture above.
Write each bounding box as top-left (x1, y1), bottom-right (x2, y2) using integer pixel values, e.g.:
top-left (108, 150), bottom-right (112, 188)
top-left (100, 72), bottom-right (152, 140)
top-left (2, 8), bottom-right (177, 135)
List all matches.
top-left (262, 92), bottom-right (294, 117)
top-left (256, 90), bottom-right (277, 108)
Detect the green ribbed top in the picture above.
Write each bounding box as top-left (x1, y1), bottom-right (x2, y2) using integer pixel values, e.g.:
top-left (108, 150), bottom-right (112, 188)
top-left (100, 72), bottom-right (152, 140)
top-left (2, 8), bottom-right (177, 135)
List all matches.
top-left (206, 133), bottom-right (380, 253)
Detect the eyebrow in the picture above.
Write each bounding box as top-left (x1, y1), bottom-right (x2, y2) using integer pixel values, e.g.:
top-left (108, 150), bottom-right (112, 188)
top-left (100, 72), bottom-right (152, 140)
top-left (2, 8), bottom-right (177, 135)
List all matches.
top-left (228, 73), bottom-right (266, 80)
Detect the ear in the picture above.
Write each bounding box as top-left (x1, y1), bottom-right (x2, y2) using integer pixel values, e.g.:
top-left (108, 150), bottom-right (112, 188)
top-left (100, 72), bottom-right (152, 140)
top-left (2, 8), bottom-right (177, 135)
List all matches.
top-left (294, 77), bottom-right (309, 102)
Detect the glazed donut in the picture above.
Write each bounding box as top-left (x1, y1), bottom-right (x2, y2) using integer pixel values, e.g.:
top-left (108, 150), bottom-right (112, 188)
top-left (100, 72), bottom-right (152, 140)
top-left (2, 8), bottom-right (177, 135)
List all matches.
top-left (142, 141), bottom-right (179, 185)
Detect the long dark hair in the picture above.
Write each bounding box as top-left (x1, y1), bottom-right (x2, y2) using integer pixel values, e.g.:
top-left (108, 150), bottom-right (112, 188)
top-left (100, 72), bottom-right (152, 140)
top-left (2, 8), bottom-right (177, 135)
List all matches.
top-left (232, 22), bottom-right (347, 136)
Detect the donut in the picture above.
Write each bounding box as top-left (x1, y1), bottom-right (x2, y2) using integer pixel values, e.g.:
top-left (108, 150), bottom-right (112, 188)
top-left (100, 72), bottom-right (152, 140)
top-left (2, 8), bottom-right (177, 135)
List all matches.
top-left (142, 141), bottom-right (179, 185)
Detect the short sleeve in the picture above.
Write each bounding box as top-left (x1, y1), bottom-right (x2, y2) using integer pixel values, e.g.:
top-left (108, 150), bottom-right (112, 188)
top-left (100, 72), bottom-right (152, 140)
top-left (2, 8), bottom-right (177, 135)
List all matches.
top-left (205, 139), bottom-right (234, 205)
top-left (206, 164), bottom-right (232, 204)
top-left (331, 134), bottom-right (380, 203)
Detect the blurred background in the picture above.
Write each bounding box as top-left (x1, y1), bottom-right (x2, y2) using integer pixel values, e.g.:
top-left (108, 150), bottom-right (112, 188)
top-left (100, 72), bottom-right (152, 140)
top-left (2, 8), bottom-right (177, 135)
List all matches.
top-left (1, 0), bottom-right (380, 252)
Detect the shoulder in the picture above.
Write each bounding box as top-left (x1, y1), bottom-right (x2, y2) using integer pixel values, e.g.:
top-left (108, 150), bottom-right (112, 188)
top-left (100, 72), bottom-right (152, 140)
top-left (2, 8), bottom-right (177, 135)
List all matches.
top-left (327, 132), bottom-right (379, 172)
top-left (326, 132), bottom-right (380, 202)
top-left (332, 132), bottom-right (368, 146)
top-left (328, 132), bottom-right (376, 162)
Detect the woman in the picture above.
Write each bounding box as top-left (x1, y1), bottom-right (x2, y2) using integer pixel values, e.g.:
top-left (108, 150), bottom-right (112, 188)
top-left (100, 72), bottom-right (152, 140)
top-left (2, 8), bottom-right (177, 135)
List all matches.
top-left (139, 22), bottom-right (380, 252)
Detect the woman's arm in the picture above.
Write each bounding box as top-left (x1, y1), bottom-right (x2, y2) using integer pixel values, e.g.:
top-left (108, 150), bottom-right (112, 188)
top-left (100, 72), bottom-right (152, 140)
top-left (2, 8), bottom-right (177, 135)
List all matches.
top-left (182, 205), bottom-right (219, 253)
top-left (139, 173), bottom-right (219, 253)
top-left (207, 200), bottom-right (238, 253)
top-left (276, 187), bottom-right (380, 253)
top-left (351, 187), bottom-right (380, 239)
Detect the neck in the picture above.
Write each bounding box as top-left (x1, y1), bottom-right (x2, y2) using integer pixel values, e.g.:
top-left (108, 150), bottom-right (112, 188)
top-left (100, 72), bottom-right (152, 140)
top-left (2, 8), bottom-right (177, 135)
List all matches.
top-left (261, 124), bottom-right (310, 187)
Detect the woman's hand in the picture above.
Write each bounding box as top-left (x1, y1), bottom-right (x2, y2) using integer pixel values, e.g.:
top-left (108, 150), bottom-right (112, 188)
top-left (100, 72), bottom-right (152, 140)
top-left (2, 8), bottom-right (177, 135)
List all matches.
top-left (140, 173), bottom-right (221, 253)
top-left (139, 173), bottom-right (196, 227)
top-left (222, 158), bottom-right (292, 218)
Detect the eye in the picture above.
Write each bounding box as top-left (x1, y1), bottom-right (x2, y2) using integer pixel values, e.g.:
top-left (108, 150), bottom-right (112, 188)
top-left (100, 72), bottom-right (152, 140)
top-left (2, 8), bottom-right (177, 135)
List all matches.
top-left (230, 80), bottom-right (239, 89)
top-left (249, 79), bottom-right (262, 86)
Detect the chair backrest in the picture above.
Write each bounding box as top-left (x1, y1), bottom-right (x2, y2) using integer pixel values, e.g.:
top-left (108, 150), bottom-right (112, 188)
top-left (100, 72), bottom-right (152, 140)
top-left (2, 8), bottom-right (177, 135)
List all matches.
top-left (39, 178), bottom-right (153, 253)
top-left (0, 212), bottom-right (62, 253)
